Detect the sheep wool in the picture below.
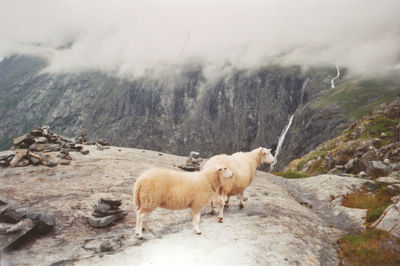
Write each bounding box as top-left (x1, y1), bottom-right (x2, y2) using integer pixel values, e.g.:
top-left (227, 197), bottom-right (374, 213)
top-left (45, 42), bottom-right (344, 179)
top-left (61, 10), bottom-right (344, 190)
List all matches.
top-left (133, 165), bottom-right (233, 239)
top-left (203, 147), bottom-right (275, 222)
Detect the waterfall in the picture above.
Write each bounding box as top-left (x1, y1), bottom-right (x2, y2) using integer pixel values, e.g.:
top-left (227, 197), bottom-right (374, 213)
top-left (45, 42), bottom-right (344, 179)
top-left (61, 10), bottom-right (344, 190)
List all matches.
top-left (330, 65), bottom-right (340, 89)
top-left (270, 114), bottom-right (294, 171)
top-left (300, 77), bottom-right (309, 105)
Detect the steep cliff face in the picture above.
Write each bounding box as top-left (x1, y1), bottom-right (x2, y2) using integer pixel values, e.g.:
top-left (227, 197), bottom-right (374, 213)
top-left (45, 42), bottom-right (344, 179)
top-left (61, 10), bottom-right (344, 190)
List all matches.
top-left (0, 55), bottom-right (349, 169)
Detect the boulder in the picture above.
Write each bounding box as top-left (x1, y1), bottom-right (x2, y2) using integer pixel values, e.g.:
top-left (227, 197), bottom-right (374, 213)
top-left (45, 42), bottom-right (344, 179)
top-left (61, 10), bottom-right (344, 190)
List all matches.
top-left (99, 198), bottom-right (122, 208)
top-left (16, 158), bottom-right (30, 167)
top-left (29, 157), bottom-right (41, 165)
top-left (40, 153), bottom-right (58, 167)
top-left (27, 212), bottom-right (55, 233)
top-left (80, 150), bottom-right (90, 155)
top-left (366, 161), bottom-right (392, 178)
top-left (391, 162), bottom-right (400, 171)
top-left (345, 158), bottom-right (364, 174)
top-left (30, 129), bottom-right (43, 137)
top-left (376, 177), bottom-right (400, 184)
top-left (34, 137), bottom-right (48, 144)
top-left (41, 126), bottom-right (50, 136)
top-left (13, 134), bottom-right (34, 147)
top-left (9, 149), bottom-right (28, 168)
top-left (372, 200), bottom-right (400, 238)
top-left (0, 150), bottom-right (15, 161)
top-left (97, 139), bottom-right (108, 146)
top-left (379, 143), bottom-right (400, 162)
top-left (29, 143), bottom-right (61, 152)
top-left (59, 159), bottom-right (71, 165)
top-left (0, 219), bottom-right (35, 251)
top-left (87, 211), bottom-right (128, 228)
top-left (360, 147), bottom-right (380, 165)
top-left (393, 123), bottom-right (400, 143)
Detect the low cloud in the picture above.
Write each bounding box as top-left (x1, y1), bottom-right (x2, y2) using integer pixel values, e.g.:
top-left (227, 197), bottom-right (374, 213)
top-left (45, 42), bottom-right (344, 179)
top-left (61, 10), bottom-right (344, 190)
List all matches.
top-left (0, 0), bottom-right (399, 77)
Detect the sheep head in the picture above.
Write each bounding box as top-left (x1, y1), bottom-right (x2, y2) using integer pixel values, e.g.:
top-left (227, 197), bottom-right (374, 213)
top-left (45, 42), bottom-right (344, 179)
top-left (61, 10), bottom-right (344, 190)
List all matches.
top-left (216, 165), bottom-right (234, 180)
top-left (210, 165), bottom-right (234, 189)
top-left (257, 147), bottom-right (275, 166)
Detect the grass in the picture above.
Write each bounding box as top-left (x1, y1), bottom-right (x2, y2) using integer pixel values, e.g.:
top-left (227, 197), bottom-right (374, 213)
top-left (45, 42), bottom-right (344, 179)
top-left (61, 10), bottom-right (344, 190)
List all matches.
top-left (318, 78), bottom-right (400, 119)
top-left (342, 187), bottom-right (394, 225)
top-left (273, 170), bottom-right (310, 179)
top-left (339, 229), bottom-right (400, 266)
top-left (359, 116), bottom-right (400, 147)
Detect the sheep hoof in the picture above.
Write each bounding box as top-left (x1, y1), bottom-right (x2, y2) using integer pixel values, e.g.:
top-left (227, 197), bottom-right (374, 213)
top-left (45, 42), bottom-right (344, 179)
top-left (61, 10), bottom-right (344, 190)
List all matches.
top-left (195, 229), bottom-right (202, 235)
top-left (210, 209), bottom-right (215, 215)
top-left (224, 203), bottom-right (229, 208)
top-left (136, 233), bottom-right (143, 240)
top-left (218, 217), bottom-right (223, 223)
top-left (239, 203), bottom-right (244, 208)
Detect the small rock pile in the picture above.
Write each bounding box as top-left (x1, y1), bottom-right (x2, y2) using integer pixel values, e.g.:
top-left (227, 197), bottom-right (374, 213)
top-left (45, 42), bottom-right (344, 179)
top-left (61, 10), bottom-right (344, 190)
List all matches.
top-left (77, 129), bottom-right (89, 144)
top-left (0, 198), bottom-right (55, 251)
top-left (96, 138), bottom-right (110, 151)
top-left (177, 151), bottom-right (202, 171)
top-left (87, 198), bottom-right (127, 228)
top-left (0, 126), bottom-right (90, 168)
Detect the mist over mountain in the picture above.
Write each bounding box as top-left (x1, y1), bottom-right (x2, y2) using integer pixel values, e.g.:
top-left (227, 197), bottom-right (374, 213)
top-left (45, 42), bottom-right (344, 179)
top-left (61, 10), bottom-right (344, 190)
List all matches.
top-left (1, 0), bottom-right (399, 77)
top-left (1, 0), bottom-right (400, 170)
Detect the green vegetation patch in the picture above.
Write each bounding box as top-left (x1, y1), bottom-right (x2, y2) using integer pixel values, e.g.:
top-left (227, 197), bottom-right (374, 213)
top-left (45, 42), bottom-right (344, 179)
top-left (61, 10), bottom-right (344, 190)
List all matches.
top-left (342, 184), bottom-right (399, 225)
top-left (339, 229), bottom-right (400, 266)
top-left (320, 78), bottom-right (400, 119)
top-left (360, 116), bottom-right (400, 146)
top-left (273, 170), bottom-right (310, 179)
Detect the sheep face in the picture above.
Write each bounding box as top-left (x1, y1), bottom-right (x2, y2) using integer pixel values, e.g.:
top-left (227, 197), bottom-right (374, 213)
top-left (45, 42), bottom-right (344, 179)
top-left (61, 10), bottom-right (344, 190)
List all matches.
top-left (259, 147), bottom-right (275, 165)
top-left (217, 166), bottom-right (234, 180)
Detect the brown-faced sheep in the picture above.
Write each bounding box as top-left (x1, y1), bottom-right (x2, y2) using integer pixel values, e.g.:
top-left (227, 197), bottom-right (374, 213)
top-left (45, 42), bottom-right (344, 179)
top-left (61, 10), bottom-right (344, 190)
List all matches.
top-left (203, 147), bottom-right (275, 223)
top-left (133, 165), bottom-right (233, 239)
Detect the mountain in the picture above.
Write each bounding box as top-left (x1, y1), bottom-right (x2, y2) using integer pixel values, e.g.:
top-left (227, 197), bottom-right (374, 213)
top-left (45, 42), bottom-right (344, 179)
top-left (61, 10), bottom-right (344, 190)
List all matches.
top-left (1, 55), bottom-right (399, 170)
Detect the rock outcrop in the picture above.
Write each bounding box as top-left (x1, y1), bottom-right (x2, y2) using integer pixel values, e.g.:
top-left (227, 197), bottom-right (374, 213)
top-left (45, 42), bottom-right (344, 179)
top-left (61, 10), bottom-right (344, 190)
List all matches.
top-left (286, 97), bottom-right (400, 178)
top-left (0, 146), bottom-right (375, 265)
top-left (372, 199), bottom-right (400, 238)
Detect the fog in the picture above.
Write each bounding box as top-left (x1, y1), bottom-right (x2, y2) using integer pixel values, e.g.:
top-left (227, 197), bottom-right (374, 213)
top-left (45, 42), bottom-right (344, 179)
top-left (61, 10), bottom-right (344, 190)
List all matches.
top-left (0, 0), bottom-right (399, 77)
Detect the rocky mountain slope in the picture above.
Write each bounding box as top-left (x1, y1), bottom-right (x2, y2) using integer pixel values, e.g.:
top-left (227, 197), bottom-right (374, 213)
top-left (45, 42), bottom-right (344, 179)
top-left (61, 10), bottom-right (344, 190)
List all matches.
top-left (1, 55), bottom-right (400, 170)
top-left (286, 97), bottom-right (400, 178)
top-left (0, 145), bottom-right (383, 266)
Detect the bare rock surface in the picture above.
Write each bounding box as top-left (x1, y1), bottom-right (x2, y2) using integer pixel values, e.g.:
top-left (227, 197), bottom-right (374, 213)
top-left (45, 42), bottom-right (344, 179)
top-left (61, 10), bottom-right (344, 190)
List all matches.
top-left (0, 146), bottom-right (369, 266)
top-left (372, 200), bottom-right (400, 238)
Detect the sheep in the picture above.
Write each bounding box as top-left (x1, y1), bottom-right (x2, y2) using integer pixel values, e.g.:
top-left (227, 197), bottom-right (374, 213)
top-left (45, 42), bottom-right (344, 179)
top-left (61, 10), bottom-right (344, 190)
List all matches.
top-left (133, 165), bottom-right (233, 239)
top-left (203, 147), bottom-right (275, 223)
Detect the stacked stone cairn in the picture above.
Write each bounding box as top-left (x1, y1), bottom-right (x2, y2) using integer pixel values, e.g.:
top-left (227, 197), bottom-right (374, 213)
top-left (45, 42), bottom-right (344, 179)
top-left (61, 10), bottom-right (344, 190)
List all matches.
top-left (177, 151), bottom-right (202, 171)
top-left (96, 138), bottom-right (110, 151)
top-left (87, 198), bottom-right (127, 228)
top-left (0, 126), bottom-right (91, 168)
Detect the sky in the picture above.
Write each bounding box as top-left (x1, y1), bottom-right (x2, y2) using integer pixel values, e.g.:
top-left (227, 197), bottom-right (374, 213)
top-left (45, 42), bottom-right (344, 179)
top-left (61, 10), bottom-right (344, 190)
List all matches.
top-left (0, 0), bottom-right (399, 77)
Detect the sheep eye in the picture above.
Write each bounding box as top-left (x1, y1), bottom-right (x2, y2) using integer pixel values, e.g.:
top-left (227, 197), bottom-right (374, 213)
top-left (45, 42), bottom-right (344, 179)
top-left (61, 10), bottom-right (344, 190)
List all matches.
top-left (224, 167), bottom-right (227, 170)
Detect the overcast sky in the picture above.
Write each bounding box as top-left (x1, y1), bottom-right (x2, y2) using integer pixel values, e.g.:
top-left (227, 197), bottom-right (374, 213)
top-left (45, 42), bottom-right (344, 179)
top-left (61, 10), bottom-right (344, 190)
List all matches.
top-left (0, 0), bottom-right (399, 77)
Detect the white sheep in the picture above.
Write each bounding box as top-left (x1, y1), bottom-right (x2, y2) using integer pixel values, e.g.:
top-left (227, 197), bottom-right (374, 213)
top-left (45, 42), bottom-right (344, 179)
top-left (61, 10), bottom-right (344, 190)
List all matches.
top-left (203, 147), bottom-right (275, 222)
top-left (133, 165), bottom-right (233, 239)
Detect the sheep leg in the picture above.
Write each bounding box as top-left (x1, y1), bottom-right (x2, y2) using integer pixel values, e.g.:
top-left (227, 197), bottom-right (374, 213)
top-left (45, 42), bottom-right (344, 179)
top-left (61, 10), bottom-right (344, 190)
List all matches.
top-left (210, 199), bottom-right (215, 215)
top-left (218, 194), bottom-right (226, 223)
top-left (192, 211), bottom-right (202, 234)
top-left (239, 192), bottom-right (245, 208)
top-left (135, 209), bottom-right (146, 239)
top-left (224, 196), bottom-right (230, 208)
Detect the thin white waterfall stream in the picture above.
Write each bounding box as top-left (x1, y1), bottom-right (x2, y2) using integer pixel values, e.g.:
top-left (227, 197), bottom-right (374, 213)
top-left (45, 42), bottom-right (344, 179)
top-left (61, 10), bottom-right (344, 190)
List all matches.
top-left (330, 65), bottom-right (340, 89)
top-left (270, 114), bottom-right (294, 171)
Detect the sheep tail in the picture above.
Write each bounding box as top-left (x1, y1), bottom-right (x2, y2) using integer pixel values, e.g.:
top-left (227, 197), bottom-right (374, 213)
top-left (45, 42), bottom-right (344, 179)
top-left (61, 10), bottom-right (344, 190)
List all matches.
top-left (134, 181), bottom-right (141, 210)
